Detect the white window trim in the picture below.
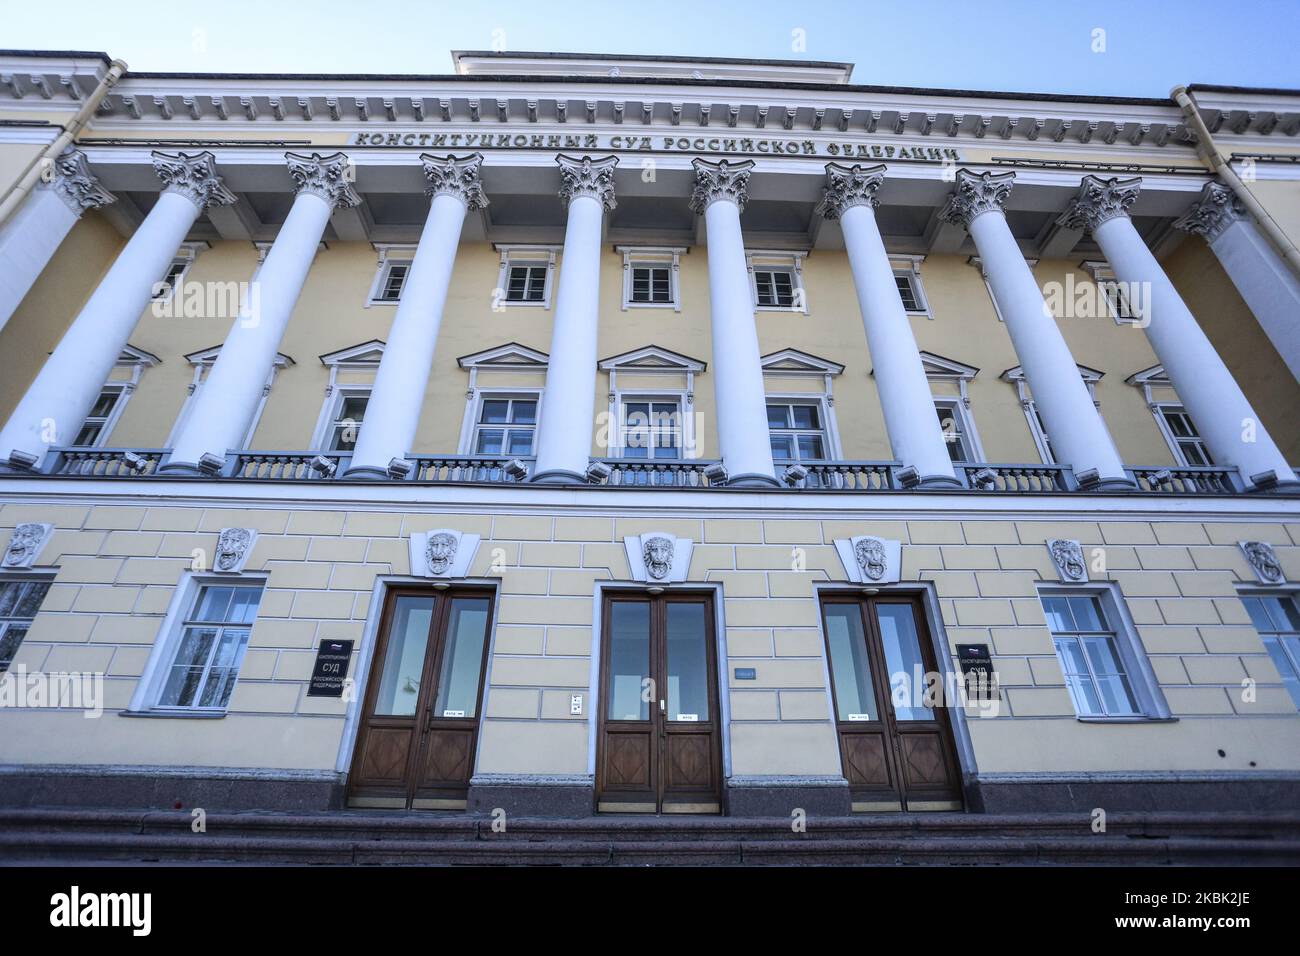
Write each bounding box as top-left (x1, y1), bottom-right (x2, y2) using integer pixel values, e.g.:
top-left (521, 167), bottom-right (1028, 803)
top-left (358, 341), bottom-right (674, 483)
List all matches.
top-left (618, 246), bottom-right (685, 312)
top-left (612, 390), bottom-right (690, 460)
top-left (933, 396), bottom-right (984, 464)
top-left (764, 393), bottom-right (839, 462)
top-left (1236, 585), bottom-right (1300, 710)
top-left (77, 345), bottom-right (159, 448)
top-left (759, 349), bottom-right (845, 461)
top-left (889, 254), bottom-right (931, 319)
top-left (151, 241), bottom-right (208, 304)
top-left (919, 352), bottom-right (984, 464)
top-left (599, 347), bottom-right (707, 460)
top-left (1002, 364), bottom-right (1102, 466)
top-left (1126, 365), bottom-right (1210, 467)
top-left (126, 571), bottom-right (268, 718)
top-left (311, 341), bottom-right (386, 452)
top-left (746, 250), bottom-right (808, 314)
top-left (458, 389), bottom-right (544, 457)
top-left (1038, 581), bottom-right (1172, 723)
top-left (1080, 260), bottom-right (1143, 326)
top-left (168, 348), bottom-right (292, 451)
top-left (968, 255), bottom-right (1039, 324)
top-left (365, 244), bottom-right (417, 307)
top-left (495, 244), bottom-right (560, 309)
top-left (311, 383), bottom-right (372, 452)
top-left (1150, 402), bottom-right (1213, 467)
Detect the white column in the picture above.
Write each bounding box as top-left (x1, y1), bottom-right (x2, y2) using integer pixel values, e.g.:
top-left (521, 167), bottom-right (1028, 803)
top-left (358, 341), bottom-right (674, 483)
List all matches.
top-left (347, 154), bottom-right (487, 478)
top-left (690, 159), bottom-right (778, 487)
top-left (164, 152), bottom-right (360, 472)
top-left (531, 155), bottom-right (618, 483)
top-left (943, 169), bottom-right (1130, 488)
top-left (1063, 174), bottom-right (1294, 488)
top-left (819, 163), bottom-right (960, 487)
top-left (1174, 181), bottom-right (1300, 384)
top-left (0, 151), bottom-right (232, 466)
top-left (0, 150), bottom-right (115, 333)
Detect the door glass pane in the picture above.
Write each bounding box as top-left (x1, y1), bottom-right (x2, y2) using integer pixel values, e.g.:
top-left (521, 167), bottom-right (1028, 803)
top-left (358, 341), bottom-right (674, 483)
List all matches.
top-left (666, 602), bottom-right (709, 721)
top-left (875, 603), bottom-right (934, 721)
top-left (607, 601), bottom-right (650, 721)
top-left (373, 596), bottom-right (435, 716)
top-left (823, 604), bottom-right (878, 721)
top-left (433, 597), bottom-right (490, 718)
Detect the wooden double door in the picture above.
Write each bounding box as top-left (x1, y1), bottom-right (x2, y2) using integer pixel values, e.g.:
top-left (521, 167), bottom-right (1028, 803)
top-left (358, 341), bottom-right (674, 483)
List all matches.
top-left (597, 592), bottom-right (722, 814)
top-left (348, 587), bottom-right (493, 809)
top-left (820, 594), bottom-right (963, 811)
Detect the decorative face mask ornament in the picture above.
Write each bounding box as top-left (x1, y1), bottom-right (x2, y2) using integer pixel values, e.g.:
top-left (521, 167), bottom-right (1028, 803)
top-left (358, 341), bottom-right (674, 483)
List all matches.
top-left (854, 537), bottom-right (887, 581)
top-left (215, 527), bottom-right (253, 572)
top-left (643, 535), bottom-right (674, 580)
top-left (1241, 541), bottom-right (1284, 585)
top-left (1048, 539), bottom-right (1087, 582)
top-left (2, 523), bottom-right (50, 569)
top-left (426, 532), bottom-right (459, 576)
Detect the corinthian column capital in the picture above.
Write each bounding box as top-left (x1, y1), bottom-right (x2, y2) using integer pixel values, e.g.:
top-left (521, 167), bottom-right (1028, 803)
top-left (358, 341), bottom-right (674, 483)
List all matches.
top-left (151, 150), bottom-right (236, 209)
top-left (1172, 181), bottom-right (1247, 243)
top-left (1057, 174), bottom-right (1141, 233)
top-left (285, 151), bottom-right (362, 209)
top-left (689, 158), bottom-right (755, 214)
top-left (816, 162), bottom-right (886, 219)
top-left (48, 149), bottom-right (115, 215)
top-left (420, 152), bottom-right (488, 209)
top-left (556, 154), bottom-right (618, 210)
top-left (938, 169), bottom-right (1014, 228)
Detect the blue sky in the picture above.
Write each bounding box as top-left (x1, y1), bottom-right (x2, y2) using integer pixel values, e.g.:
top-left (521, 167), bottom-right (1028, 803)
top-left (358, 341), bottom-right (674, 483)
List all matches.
top-left (4, 0), bottom-right (1298, 98)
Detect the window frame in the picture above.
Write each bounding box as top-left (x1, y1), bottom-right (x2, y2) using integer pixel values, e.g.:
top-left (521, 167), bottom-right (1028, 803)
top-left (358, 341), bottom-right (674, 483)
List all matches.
top-left (494, 245), bottom-right (559, 309)
top-left (616, 393), bottom-right (686, 460)
top-left (765, 398), bottom-right (832, 464)
top-left (746, 250), bottom-right (808, 314)
top-left (933, 397), bottom-right (982, 465)
top-left (1004, 365), bottom-right (1103, 466)
top-left (1152, 402), bottom-right (1214, 467)
top-left (169, 349), bottom-right (289, 451)
top-left (73, 382), bottom-right (131, 449)
top-left (1080, 260), bottom-right (1143, 326)
top-left (1237, 586), bottom-right (1300, 712)
top-left (1037, 582), bottom-right (1171, 722)
top-left (365, 248), bottom-right (414, 307)
top-left (619, 247), bottom-right (684, 311)
top-left (127, 571), bottom-right (268, 718)
top-left (467, 391), bottom-right (541, 458)
top-left (313, 384), bottom-right (372, 453)
top-left (890, 255), bottom-right (931, 318)
top-left (0, 572), bottom-right (56, 673)
top-left (149, 242), bottom-right (207, 304)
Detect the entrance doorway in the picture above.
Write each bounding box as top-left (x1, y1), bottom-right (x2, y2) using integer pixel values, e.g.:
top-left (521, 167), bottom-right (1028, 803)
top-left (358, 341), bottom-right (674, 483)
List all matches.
top-left (596, 591), bottom-right (722, 814)
top-left (348, 587), bottom-right (493, 809)
top-left (819, 593), bottom-right (963, 811)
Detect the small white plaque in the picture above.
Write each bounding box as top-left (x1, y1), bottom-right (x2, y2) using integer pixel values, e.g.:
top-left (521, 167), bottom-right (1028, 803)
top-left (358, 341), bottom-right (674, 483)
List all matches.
top-left (847, 713), bottom-right (873, 722)
top-left (675, 714), bottom-right (698, 722)
top-left (442, 709), bottom-right (465, 718)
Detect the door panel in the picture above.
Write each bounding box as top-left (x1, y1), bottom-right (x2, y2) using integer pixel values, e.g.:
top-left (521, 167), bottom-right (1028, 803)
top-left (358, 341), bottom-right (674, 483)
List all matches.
top-left (349, 589), bottom-right (494, 810)
top-left (597, 593), bottom-right (721, 814)
top-left (821, 595), bottom-right (963, 811)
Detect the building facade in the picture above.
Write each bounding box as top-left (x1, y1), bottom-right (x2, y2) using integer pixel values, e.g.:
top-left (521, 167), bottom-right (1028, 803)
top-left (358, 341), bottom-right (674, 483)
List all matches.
top-left (0, 49), bottom-right (1298, 817)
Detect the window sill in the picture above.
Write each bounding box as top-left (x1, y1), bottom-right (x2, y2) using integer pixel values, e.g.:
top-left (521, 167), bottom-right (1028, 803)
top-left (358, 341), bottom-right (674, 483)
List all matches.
top-left (1075, 715), bottom-right (1177, 724)
top-left (366, 299), bottom-right (400, 307)
top-left (500, 301), bottom-right (550, 309)
top-left (623, 302), bottom-right (679, 310)
top-left (120, 708), bottom-right (229, 720)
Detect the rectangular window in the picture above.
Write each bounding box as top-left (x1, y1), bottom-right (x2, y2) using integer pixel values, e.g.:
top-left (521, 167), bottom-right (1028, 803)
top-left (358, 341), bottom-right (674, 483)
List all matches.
top-left (766, 402), bottom-right (828, 462)
top-left (473, 397), bottom-right (537, 456)
top-left (622, 400), bottom-right (682, 459)
top-left (894, 273), bottom-right (925, 312)
top-left (152, 259), bottom-right (188, 300)
top-left (328, 393), bottom-right (370, 451)
top-left (73, 385), bottom-right (126, 447)
top-left (753, 269), bottom-right (796, 308)
top-left (1159, 405), bottom-right (1213, 466)
top-left (374, 261), bottom-right (410, 303)
top-left (1041, 592), bottom-right (1140, 718)
top-left (1101, 279), bottom-right (1138, 322)
top-left (157, 583), bottom-right (262, 710)
top-left (1242, 594), bottom-right (1300, 710)
top-left (0, 578), bottom-right (52, 672)
top-left (506, 264), bottom-right (548, 303)
top-left (630, 266), bottom-right (672, 304)
top-left (934, 400), bottom-right (973, 463)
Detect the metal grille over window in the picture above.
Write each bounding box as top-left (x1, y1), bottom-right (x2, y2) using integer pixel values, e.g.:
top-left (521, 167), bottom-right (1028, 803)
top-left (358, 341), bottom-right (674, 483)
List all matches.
top-left (158, 584), bottom-right (263, 709)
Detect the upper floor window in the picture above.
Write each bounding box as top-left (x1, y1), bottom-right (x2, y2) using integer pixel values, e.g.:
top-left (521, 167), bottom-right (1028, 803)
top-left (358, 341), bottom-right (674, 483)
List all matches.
top-left (1156, 404), bottom-right (1213, 466)
top-left (170, 346), bottom-right (291, 452)
top-left (621, 398), bottom-right (682, 459)
top-left (473, 396), bottom-right (537, 456)
top-left (1081, 261), bottom-right (1141, 325)
top-left (0, 577), bottom-right (53, 672)
top-left (149, 242), bottom-right (206, 302)
top-left (157, 582), bottom-right (263, 711)
top-left (365, 246), bottom-right (416, 306)
top-left (495, 246), bottom-right (559, 309)
top-left (1004, 363), bottom-right (1103, 466)
top-left (1241, 593), bottom-right (1300, 710)
top-left (375, 261), bottom-right (410, 302)
top-left (1039, 586), bottom-right (1168, 721)
top-left (73, 385), bottom-right (128, 447)
top-left (767, 402), bottom-right (827, 462)
top-left (325, 390), bottom-right (370, 452)
top-left (891, 255), bottom-right (930, 317)
top-left (747, 251), bottom-right (807, 313)
top-left (934, 400), bottom-right (976, 463)
top-left (631, 266), bottom-right (671, 304)
top-left (620, 246), bottom-right (685, 310)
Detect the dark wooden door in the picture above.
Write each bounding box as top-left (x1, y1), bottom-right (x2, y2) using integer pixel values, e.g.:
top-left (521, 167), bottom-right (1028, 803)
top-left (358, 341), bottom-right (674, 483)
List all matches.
top-left (597, 592), bottom-right (721, 814)
top-left (821, 594), bottom-right (962, 811)
top-left (348, 587), bottom-right (494, 810)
